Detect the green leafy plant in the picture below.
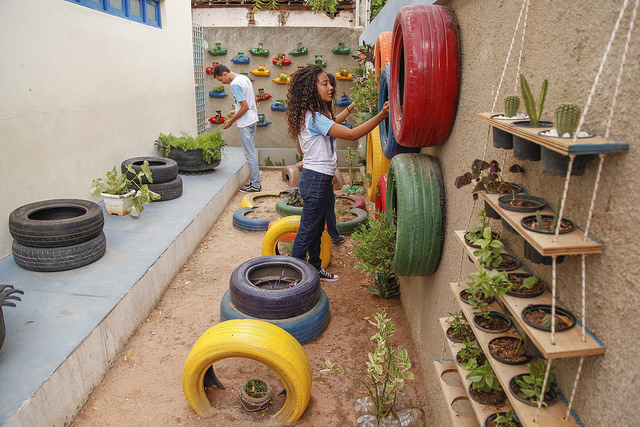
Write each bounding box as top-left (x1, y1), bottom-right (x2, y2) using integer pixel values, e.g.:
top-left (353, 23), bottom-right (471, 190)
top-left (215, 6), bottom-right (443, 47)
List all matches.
top-left (305, 0), bottom-right (338, 14)
top-left (465, 210), bottom-right (490, 245)
top-left (448, 311), bottom-right (471, 337)
top-left (350, 67), bottom-right (379, 124)
top-left (514, 359), bottom-right (556, 406)
top-left (370, 0), bottom-right (388, 21)
top-left (457, 338), bottom-right (485, 370)
top-left (520, 74), bottom-right (549, 126)
top-left (243, 378), bottom-right (269, 398)
top-left (212, 85), bottom-right (225, 93)
top-left (341, 184), bottom-right (365, 195)
top-left (454, 159), bottom-right (523, 201)
top-left (493, 411), bottom-right (520, 427)
top-left (466, 360), bottom-right (502, 393)
top-left (89, 162), bottom-right (160, 217)
top-left (467, 267), bottom-right (511, 301)
top-left (156, 130), bottom-right (226, 164)
top-left (323, 311), bottom-right (414, 422)
top-left (535, 197), bottom-right (563, 231)
top-left (472, 229), bottom-right (505, 269)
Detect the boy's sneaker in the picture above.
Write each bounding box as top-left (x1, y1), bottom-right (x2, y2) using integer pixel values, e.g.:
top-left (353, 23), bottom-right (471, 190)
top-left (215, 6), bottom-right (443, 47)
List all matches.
top-left (318, 268), bottom-right (339, 282)
top-left (331, 235), bottom-right (346, 246)
top-left (239, 184), bottom-right (261, 193)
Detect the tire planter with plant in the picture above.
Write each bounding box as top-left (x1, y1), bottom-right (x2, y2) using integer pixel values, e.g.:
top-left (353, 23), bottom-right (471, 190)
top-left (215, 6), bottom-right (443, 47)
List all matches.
top-left (232, 207), bottom-right (272, 232)
top-left (160, 146), bottom-right (221, 173)
top-left (390, 4), bottom-right (460, 147)
top-left (275, 195), bottom-right (304, 216)
top-left (12, 231), bottom-right (106, 272)
top-left (365, 128), bottom-right (390, 202)
top-left (156, 131), bottom-right (225, 173)
top-left (182, 319), bottom-right (312, 423)
top-left (473, 311), bottom-right (512, 334)
top-left (488, 336), bottom-right (531, 365)
top-left (146, 176), bottom-right (183, 202)
top-left (220, 288), bottom-right (330, 345)
top-left (336, 208), bottom-right (368, 235)
top-left (9, 199), bottom-right (104, 248)
top-left (228, 255), bottom-right (320, 319)
top-left (262, 216), bottom-right (331, 269)
top-left (521, 304), bottom-right (577, 332)
top-left (386, 153), bottom-right (445, 276)
top-left (121, 156), bottom-right (178, 185)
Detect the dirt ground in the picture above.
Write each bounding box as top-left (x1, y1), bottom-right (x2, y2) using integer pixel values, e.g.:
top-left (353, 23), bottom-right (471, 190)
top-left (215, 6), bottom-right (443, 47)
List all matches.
top-left (71, 169), bottom-right (429, 427)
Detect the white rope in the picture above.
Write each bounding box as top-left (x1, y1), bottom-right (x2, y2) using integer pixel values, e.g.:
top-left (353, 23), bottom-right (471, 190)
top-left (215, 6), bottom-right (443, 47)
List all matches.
top-left (553, 155), bottom-right (574, 243)
top-left (564, 357), bottom-right (585, 421)
top-left (535, 358), bottom-right (554, 422)
top-left (581, 255), bottom-right (587, 342)
top-left (551, 256), bottom-right (557, 345)
top-left (513, 0), bottom-right (530, 93)
top-left (584, 154), bottom-right (606, 239)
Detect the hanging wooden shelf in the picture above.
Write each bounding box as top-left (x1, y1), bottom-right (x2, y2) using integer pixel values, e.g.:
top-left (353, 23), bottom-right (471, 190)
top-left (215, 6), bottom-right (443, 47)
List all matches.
top-left (439, 314), bottom-right (583, 427)
top-left (478, 112), bottom-right (629, 155)
top-left (480, 192), bottom-right (603, 256)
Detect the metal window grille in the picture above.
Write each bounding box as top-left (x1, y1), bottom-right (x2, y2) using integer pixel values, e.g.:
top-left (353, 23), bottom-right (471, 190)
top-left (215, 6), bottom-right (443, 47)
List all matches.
top-left (192, 22), bottom-right (206, 135)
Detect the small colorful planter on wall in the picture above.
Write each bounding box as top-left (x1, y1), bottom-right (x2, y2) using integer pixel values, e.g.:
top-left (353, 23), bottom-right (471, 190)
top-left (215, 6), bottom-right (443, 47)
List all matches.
top-left (271, 99), bottom-right (286, 111)
top-left (273, 53), bottom-right (291, 66)
top-left (251, 65), bottom-right (270, 77)
top-left (208, 110), bottom-right (225, 124)
top-left (256, 88), bottom-right (271, 102)
top-left (273, 73), bottom-right (290, 85)
top-left (249, 43), bottom-right (269, 56)
top-left (335, 67), bottom-right (352, 80)
top-left (331, 42), bottom-right (350, 55)
top-left (205, 62), bottom-right (219, 75)
top-left (231, 52), bottom-right (250, 64)
top-left (308, 55), bottom-right (327, 68)
top-left (257, 113), bottom-right (271, 127)
top-left (291, 66), bottom-right (305, 78)
top-left (289, 43), bottom-right (308, 56)
top-left (336, 95), bottom-right (352, 107)
top-left (208, 43), bottom-right (227, 56)
top-left (209, 86), bottom-right (227, 98)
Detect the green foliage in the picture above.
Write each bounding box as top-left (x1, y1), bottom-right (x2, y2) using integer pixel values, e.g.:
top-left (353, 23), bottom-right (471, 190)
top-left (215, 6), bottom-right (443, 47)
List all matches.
top-left (241, 0), bottom-right (279, 13)
top-left (520, 74), bottom-right (548, 126)
top-left (514, 359), bottom-right (556, 406)
top-left (287, 189), bottom-right (304, 207)
top-left (212, 85), bottom-right (225, 93)
top-left (466, 360), bottom-right (502, 393)
top-left (554, 103), bottom-right (581, 136)
top-left (305, 0), bottom-right (337, 13)
top-left (323, 311), bottom-right (414, 422)
top-left (472, 228), bottom-right (505, 269)
top-left (341, 185), bottom-right (365, 195)
top-left (504, 95), bottom-right (520, 117)
top-left (350, 67), bottom-right (379, 123)
top-left (364, 271), bottom-right (399, 299)
top-left (243, 378), bottom-right (269, 398)
top-left (467, 267), bottom-right (511, 301)
top-left (465, 210), bottom-right (490, 245)
top-left (264, 156), bottom-right (273, 166)
top-left (370, 0), bottom-right (388, 21)
top-left (494, 411), bottom-right (520, 427)
top-left (457, 338), bottom-right (485, 370)
top-left (448, 311), bottom-right (471, 338)
top-left (352, 211), bottom-right (396, 276)
top-left (454, 159), bottom-right (523, 201)
top-left (156, 130), bottom-right (226, 164)
top-left (89, 162), bottom-right (160, 217)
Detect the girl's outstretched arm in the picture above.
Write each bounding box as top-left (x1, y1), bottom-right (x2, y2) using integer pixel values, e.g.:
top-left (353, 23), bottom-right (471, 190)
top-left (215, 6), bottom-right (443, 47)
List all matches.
top-left (328, 101), bottom-right (389, 141)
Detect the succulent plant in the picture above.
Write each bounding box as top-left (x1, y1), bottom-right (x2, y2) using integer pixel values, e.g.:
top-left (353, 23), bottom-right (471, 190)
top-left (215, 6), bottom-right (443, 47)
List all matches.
top-left (504, 95), bottom-right (520, 117)
top-left (520, 74), bottom-right (548, 126)
top-left (554, 103), bottom-right (581, 137)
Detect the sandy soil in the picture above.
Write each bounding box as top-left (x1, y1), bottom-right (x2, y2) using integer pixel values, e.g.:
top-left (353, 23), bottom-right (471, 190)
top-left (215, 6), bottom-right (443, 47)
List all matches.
top-left (71, 169), bottom-right (429, 427)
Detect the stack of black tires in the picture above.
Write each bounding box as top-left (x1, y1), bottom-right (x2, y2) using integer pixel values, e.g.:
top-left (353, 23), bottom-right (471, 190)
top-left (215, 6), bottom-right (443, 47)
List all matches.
top-left (9, 199), bottom-right (106, 272)
top-left (219, 256), bottom-right (330, 345)
top-left (121, 156), bottom-right (183, 201)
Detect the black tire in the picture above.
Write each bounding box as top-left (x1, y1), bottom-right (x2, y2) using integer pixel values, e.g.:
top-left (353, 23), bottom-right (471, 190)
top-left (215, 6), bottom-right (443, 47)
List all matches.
top-left (336, 208), bottom-right (368, 235)
top-left (147, 176), bottom-right (183, 201)
top-left (233, 207), bottom-right (271, 232)
top-left (12, 231), bottom-right (107, 272)
top-left (386, 154), bottom-right (445, 276)
top-left (229, 255), bottom-right (320, 320)
top-left (9, 199), bottom-right (104, 248)
top-left (220, 288), bottom-right (330, 345)
top-left (121, 156), bottom-right (178, 184)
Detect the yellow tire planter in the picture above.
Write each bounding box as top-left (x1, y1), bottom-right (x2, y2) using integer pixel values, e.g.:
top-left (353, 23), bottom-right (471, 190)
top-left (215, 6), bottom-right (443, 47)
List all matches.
top-left (240, 190), bottom-right (283, 208)
top-left (182, 319), bottom-right (312, 423)
top-left (262, 215), bottom-right (331, 269)
top-left (366, 128), bottom-right (391, 202)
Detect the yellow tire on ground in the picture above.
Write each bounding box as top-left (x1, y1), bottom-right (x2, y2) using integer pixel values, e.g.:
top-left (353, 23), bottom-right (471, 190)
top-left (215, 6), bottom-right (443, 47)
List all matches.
top-left (182, 319), bottom-right (312, 423)
top-left (240, 190), bottom-right (283, 208)
top-left (366, 128), bottom-right (391, 202)
top-left (262, 215), bottom-right (331, 269)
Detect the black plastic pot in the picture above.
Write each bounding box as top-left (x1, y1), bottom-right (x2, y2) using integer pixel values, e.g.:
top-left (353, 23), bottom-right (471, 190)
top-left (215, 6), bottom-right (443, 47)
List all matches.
top-left (521, 215), bottom-right (575, 234)
top-left (488, 336), bottom-right (531, 365)
top-left (484, 201), bottom-right (501, 219)
top-left (446, 325), bottom-right (476, 343)
top-left (541, 148), bottom-right (593, 176)
top-left (507, 273), bottom-right (546, 298)
top-left (521, 304), bottom-right (577, 332)
top-left (468, 384), bottom-right (507, 406)
top-left (459, 289), bottom-right (494, 306)
top-left (492, 127), bottom-right (513, 149)
top-left (511, 120), bottom-right (552, 161)
top-left (498, 194), bottom-right (546, 212)
top-left (483, 253), bottom-right (521, 272)
top-left (502, 217), bottom-right (517, 234)
top-left (464, 230), bottom-right (499, 248)
top-left (509, 374), bottom-right (561, 407)
top-left (484, 412), bottom-right (522, 427)
top-left (473, 311), bottom-right (512, 334)
top-left (524, 240), bottom-right (565, 265)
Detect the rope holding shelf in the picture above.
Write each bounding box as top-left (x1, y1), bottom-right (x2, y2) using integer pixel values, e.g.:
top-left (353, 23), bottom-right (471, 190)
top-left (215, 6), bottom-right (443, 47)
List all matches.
top-left (535, 358), bottom-right (554, 422)
top-left (565, 356), bottom-right (585, 421)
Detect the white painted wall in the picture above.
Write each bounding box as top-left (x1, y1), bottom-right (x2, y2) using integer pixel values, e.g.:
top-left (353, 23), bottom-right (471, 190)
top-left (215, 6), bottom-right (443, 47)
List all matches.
top-left (0, 0), bottom-right (197, 258)
top-left (192, 7), bottom-right (357, 28)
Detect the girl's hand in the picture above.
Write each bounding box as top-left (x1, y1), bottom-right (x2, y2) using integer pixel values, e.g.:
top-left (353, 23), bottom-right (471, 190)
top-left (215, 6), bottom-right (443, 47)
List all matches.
top-left (381, 101), bottom-right (389, 118)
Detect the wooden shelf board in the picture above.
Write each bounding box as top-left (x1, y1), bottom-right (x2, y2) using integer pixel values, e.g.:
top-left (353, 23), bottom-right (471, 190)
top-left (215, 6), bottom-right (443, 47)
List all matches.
top-left (433, 359), bottom-right (480, 427)
top-left (479, 193), bottom-right (603, 256)
top-left (478, 112), bottom-right (629, 155)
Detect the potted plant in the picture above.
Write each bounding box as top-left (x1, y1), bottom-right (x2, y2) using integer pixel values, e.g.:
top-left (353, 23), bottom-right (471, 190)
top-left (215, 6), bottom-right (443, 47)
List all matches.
top-left (156, 130), bottom-right (226, 173)
top-left (231, 52), bottom-right (250, 64)
top-left (350, 67), bottom-right (378, 125)
top-left (511, 74), bottom-right (551, 161)
top-left (249, 42), bottom-right (269, 56)
top-left (208, 85), bottom-right (227, 98)
top-left (273, 53), bottom-right (291, 66)
top-left (351, 212), bottom-right (399, 298)
top-left (272, 72), bottom-right (290, 85)
top-left (473, 309), bottom-right (513, 334)
top-left (90, 161), bottom-right (160, 217)
top-left (445, 311), bottom-right (475, 343)
top-left (485, 410), bottom-right (523, 427)
top-left (323, 311), bottom-right (414, 424)
top-left (457, 338), bottom-right (486, 368)
top-left (208, 110), bottom-right (225, 124)
top-left (464, 210), bottom-right (498, 248)
top-left (1, 284), bottom-right (24, 351)
top-left (465, 360), bottom-right (506, 405)
top-left (509, 359), bottom-right (560, 407)
top-left (521, 304), bottom-right (577, 332)
top-left (521, 203), bottom-right (575, 235)
top-left (207, 42), bottom-right (227, 56)
top-left (250, 65), bottom-right (270, 77)
top-left (256, 113), bottom-right (271, 127)
top-left (470, 229), bottom-right (520, 271)
top-left (289, 42), bottom-right (307, 56)
top-left (331, 42), bottom-right (351, 55)
top-left (255, 88), bottom-right (271, 102)
top-left (307, 54), bottom-right (327, 67)
top-left (271, 99), bottom-right (286, 111)
top-left (238, 377), bottom-right (272, 411)
top-left (488, 335), bottom-right (531, 365)
top-left (507, 273), bottom-right (545, 298)
top-left (336, 67), bottom-right (352, 80)
top-left (491, 95), bottom-right (523, 149)
top-left (498, 193), bottom-right (546, 212)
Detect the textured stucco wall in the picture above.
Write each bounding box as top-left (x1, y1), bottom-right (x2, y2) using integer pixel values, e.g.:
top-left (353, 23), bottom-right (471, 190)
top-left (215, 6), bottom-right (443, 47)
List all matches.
top-left (398, 1), bottom-right (640, 426)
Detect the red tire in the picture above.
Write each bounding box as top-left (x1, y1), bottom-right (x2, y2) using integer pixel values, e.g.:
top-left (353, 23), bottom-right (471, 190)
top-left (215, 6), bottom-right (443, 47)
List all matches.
top-left (375, 174), bottom-right (387, 219)
top-left (374, 31), bottom-right (393, 78)
top-left (390, 5), bottom-right (460, 147)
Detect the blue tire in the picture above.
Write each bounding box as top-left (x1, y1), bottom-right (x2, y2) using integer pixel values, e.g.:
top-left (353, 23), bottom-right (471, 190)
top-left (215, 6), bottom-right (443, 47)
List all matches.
top-left (220, 288), bottom-right (330, 345)
top-left (232, 207), bottom-right (271, 232)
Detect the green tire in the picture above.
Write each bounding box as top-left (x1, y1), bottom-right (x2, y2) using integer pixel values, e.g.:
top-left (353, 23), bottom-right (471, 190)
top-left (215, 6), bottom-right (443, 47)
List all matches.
top-left (276, 197), bottom-right (304, 216)
top-left (385, 153), bottom-right (445, 276)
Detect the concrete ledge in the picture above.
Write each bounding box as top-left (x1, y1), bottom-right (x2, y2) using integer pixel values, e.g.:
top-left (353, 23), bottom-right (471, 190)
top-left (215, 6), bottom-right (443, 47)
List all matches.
top-left (0, 147), bottom-right (248, 426)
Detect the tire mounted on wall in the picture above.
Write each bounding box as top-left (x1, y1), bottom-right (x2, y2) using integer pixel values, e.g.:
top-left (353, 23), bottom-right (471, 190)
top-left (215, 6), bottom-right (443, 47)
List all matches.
top-left (365, 128), bottom-right (390, 202)
top-left (386, 154), bottom-right (445, 276)
top-left (374, 31), bottom-right (393, 78)
top-left (390, 4), bottom-right (461, 147)
top-left (9, 199), bottom-right (104, 248)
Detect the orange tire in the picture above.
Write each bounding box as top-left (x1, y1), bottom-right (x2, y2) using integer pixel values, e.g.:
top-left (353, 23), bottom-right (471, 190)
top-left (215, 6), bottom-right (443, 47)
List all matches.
top-left (374, 31), bottom-right (393, 78)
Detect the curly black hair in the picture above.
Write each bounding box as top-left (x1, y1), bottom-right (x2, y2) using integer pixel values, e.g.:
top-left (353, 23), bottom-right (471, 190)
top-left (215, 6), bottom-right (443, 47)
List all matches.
top-left (285, 65), bottom-right (332, 141)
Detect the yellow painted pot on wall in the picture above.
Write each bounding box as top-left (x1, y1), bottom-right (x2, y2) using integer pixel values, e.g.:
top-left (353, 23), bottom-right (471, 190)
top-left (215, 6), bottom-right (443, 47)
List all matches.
top-left (251, 65), bottom-right (270, 76)
top-left (273, 73), bottom-right (290, 84)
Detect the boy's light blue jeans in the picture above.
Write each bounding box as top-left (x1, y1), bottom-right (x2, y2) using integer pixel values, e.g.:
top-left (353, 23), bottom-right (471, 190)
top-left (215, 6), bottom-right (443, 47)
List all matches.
top-left (237, 123), bottom-right (260, 188)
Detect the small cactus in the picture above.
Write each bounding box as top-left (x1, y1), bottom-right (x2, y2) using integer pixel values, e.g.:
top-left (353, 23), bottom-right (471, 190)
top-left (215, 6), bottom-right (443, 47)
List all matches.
top-left (504, 95), bottom-right (520, 117)
top-left (554, 103), bottom-right (581, 137)
top-left (520, 74), bottom-right (548, 126)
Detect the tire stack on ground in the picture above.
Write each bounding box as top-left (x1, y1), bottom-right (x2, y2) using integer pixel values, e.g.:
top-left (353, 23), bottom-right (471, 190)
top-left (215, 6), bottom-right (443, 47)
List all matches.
top-left (219, 255), bottom-right (330, 345)
top-left (121, 156), bottom-right (183, 202)
top-left (9, 199), bottom-right (106, 272)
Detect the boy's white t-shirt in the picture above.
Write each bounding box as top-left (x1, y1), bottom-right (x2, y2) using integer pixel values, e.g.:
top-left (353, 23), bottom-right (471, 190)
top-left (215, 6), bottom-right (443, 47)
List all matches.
top-left (230, 74), bottom-right (258, 128)
top-left (298, 111), bottom-right (337, 177)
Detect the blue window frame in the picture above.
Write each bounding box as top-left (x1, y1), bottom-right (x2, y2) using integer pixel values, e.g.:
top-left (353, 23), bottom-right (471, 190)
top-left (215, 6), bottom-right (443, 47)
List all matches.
top-left (66, 0), bottom-right (162, 28)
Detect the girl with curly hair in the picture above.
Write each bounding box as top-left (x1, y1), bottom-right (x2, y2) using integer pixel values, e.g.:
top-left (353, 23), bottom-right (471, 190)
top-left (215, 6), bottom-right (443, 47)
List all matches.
top-left (285, 65), bottom-right (389, 281)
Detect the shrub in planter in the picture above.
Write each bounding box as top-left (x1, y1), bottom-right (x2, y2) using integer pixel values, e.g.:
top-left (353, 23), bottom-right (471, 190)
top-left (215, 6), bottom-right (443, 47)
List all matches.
top-left (155, 130), bottom-right (226, 172)
top-left (454, 159), bottom-right (524, 201)
top-left (510, 359), bottom-right (560, 407)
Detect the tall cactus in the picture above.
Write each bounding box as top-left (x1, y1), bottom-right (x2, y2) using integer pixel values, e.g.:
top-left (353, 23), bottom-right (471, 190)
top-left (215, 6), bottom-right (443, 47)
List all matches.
top-left (504, 95), bottom-right (520, 117)
top-left (554, 103), bottom-right (581, 137)
top-left (520, 74), bottom-right (548, 126)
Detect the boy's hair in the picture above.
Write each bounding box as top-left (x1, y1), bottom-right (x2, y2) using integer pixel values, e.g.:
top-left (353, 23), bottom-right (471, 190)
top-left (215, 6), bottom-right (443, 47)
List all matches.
top-left (213, 64), bottom-right (230, 78)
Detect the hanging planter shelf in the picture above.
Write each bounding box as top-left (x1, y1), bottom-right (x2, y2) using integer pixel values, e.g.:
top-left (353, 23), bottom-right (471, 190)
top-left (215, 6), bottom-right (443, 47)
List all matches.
top-left (478, 113), bottom-right (628, 155)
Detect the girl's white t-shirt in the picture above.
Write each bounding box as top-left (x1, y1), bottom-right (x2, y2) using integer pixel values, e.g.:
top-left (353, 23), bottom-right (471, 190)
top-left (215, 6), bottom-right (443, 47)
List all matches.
top-left (298, 111), bottom-right (337, 176)
top-left (230, 74), bottom-right (258, 128)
